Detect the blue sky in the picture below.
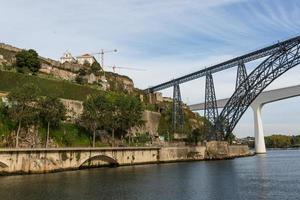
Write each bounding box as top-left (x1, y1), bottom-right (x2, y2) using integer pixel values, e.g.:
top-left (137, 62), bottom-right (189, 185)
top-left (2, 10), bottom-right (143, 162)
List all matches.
top-left (1, 0), bottom-right (300, 137)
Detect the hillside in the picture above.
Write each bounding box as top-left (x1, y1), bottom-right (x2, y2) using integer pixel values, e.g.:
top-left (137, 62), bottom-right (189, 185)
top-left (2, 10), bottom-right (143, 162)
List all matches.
top-left (0, 43), bottom-right (137, 94)
top-left (0, 42), bottom-right (206, 148)
top-left (0, 70), bottom-right (101, 101)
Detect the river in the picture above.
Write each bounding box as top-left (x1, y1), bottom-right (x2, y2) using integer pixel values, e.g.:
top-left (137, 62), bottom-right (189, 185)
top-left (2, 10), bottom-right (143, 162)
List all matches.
top-left (0, 150), bottom-right (299, 200)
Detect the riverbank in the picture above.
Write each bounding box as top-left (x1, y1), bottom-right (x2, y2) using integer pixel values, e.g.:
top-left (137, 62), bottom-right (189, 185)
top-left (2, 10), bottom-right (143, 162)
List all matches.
top-left (0, 141), bottom-right (253, 175)
top-left (0, 150), bottom-right (296, 200)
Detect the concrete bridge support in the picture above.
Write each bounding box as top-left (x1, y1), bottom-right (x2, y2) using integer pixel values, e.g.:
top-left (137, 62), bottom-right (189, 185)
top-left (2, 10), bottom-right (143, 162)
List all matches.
top-left (251, 104), bottom-right (266, 154)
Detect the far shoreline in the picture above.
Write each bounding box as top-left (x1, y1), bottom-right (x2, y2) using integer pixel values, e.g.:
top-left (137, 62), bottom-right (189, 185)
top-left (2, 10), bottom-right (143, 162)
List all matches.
top-left (266, 147), bottom-right (300, 150)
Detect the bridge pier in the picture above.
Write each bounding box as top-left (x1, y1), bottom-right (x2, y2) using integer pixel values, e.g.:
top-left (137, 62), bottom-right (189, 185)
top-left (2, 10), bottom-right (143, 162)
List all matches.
top-left (251, 104), bottom-right (266, 154)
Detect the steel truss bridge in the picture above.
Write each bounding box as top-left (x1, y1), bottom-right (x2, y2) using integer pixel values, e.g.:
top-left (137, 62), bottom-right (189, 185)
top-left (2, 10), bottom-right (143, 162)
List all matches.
top-left (146, 35), bottom-right (300, 140)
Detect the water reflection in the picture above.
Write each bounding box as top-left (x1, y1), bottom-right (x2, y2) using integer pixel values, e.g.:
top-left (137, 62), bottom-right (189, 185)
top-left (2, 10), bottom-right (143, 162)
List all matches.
top-left (0, 150), bottom-right (299, 200)
top-left (256, 154), bottom-right (270, 200)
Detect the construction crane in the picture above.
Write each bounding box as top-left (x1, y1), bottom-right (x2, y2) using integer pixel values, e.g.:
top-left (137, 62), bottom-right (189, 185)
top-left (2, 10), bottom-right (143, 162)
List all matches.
top-left (106, 65), bottom-right (146, 73)
top-left (91, 49), bottom-right (117, 69)
top-left (90, 49), bottom-right (118, 78)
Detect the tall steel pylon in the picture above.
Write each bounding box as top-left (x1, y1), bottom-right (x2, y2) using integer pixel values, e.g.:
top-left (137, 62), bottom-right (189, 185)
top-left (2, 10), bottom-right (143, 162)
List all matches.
top-left (172, 83), bottom-right (184, 133)
top-left (236, 61), bottom-right (248, 89)
top-left (204, 72), bottom-right (218, 140)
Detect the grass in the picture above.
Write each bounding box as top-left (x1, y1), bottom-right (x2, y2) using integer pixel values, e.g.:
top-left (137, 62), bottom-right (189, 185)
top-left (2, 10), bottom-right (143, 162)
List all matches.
top-left (0, 70), bottom-right (102, 101)
top-left (39, 123), bottom-right (91, 147)
top-left (39, 123), bottom-right (109, 147)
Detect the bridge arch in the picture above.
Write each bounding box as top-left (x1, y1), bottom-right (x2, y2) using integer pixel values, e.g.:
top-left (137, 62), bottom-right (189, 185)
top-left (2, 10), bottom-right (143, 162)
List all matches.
top-left (79, 155), bottom-right (119, 168)
top-left (216, 39), bottom-right (300, 137)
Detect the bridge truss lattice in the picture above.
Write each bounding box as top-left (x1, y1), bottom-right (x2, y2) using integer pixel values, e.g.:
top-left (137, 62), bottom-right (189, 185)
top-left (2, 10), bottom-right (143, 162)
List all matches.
top-left (147, 36), bottom-right (300, 138)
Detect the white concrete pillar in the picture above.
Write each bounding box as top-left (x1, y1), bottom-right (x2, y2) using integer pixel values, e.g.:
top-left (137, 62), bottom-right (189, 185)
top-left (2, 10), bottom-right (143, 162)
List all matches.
top-left (251, 103), bottom-right (266, 154)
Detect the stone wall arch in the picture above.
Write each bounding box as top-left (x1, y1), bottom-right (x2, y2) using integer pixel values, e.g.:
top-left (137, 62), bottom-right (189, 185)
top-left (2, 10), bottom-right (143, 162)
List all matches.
top-left (79, 155), bottom-right (119, 168)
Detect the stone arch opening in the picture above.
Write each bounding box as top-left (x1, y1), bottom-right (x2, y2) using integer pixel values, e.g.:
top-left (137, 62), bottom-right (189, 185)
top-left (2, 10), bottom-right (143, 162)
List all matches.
top-left (79, 155), bottom-right (119, 168)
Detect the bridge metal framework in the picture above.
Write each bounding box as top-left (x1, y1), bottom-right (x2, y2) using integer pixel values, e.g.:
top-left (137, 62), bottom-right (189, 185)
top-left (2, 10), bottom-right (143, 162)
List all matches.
top-left (236, 62), bottom-right (248, 90)
top-left (146, 35), bottom-right (300, 139)
top-left (204, 72), bottom-right (218, 140)
top-left (172, 83), bottom-right (184, 132)
top-left (216, 39), bottom-right (300, 137)
top-left (147, 36), bottom-right (300, 93)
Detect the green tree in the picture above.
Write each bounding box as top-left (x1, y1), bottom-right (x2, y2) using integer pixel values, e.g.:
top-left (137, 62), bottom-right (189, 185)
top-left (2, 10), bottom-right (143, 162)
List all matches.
top-left (188, 128), bottom-right (206, 145)
top-left (78, 68), bottom-right (87, 76)
top-left (7, 84), bottom-right (40, 147)
top-left (75, 75), bottom-right (85, 84)
top-left (80, 92), bottom-right (144, 147)
top-left (103, 93), bottom-right (142, 146)
top-left (157, 106), bottom-right (173, 140)
top-left (38, 96), bottom-right (66, 148)
top-left (80, 93), bottom-right (109, 147)
top-left (15, 49), bottom-right (41, 74)
top-left (117, 94), bottom-right (144, 134)
top-left (106, 93), bottom-right (121, 146)
top-left (265, 135), bottom-right (291, 148)
top-left (91, 61), bottom-right (102, 75)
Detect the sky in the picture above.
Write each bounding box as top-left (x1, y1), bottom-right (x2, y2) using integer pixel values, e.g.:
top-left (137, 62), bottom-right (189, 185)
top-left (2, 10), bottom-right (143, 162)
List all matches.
top-left (1, 0), bottom-right (300, 138)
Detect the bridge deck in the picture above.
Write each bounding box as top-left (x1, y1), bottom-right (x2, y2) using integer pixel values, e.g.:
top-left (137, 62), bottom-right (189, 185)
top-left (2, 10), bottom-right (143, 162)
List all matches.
top-left (147, 35), bottom-right (300, 92)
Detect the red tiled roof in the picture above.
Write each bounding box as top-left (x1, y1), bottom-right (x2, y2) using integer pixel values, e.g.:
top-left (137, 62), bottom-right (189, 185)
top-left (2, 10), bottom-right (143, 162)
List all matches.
top-left (81, 54), bottom-right (92, 57)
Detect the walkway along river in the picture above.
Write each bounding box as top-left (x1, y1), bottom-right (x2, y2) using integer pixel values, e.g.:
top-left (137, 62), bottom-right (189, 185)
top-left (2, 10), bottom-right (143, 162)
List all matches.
top-left (0, 141), bottom-right (251, 174)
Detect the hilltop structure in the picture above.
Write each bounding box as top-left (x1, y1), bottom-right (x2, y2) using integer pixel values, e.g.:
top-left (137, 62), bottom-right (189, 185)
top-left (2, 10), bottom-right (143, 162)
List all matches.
top-left (0, 43), bottom-right (136, 92)
top-left (60, 51), bottom-right (97, 66)
top-left (59, 51), bottom-right (76, 64)
top-left (76, 53), bottom-right (96, 65)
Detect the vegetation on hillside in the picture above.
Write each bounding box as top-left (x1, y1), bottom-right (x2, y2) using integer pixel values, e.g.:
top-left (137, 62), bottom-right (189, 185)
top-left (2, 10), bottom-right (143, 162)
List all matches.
top-left (38, 95), bottom-right (67, 148)
top-left (6, 84), bottom-right (41, 147)
top-left (0, 84), bottom-right (145, 148)
top-left (80, 92), bottom-right (144, 147)
top-left (157, 102), bottom-right (205, 143)
top-left (0, 46), bottom-right (210, 147)
top-left (0, 70), bottom-right (101, 101)
top-left (0, 46), bottom-right (138, 96)
top-left (15, 49), bottom-right (41, 74)
top-left (3, 84), bottom-right (67, 148)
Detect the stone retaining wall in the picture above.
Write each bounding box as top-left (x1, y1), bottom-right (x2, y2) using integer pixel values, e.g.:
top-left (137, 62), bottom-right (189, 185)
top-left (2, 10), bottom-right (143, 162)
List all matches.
top-left (159, 146), bottom-right (206, 162)
top-left (159, 142), bottom-right (251, 162)
top-left (0, 142), bottom-right (252, 175)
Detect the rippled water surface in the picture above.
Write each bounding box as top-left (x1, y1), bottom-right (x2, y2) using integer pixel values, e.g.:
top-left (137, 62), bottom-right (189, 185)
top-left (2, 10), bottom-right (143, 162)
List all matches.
top-left (0, 150), bottom-right (300, 200)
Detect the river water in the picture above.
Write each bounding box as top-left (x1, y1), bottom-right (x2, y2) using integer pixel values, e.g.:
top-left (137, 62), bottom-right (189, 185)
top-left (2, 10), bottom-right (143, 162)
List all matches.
top-left (0, 150), bottom-right (299, 200)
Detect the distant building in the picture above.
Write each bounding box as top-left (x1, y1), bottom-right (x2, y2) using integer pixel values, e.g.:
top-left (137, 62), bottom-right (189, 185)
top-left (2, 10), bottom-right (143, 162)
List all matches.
top-left (76, 54), bottom-right (96, 65)
top-left (59, 51), bottom-right (76, 64)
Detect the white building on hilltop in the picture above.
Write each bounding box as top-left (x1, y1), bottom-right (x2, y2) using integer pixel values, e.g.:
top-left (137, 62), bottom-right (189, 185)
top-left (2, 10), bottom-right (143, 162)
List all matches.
top-left (59, 51), bottom-right (76, 64)
top-left (76, 54), bottom-right (96, 66)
